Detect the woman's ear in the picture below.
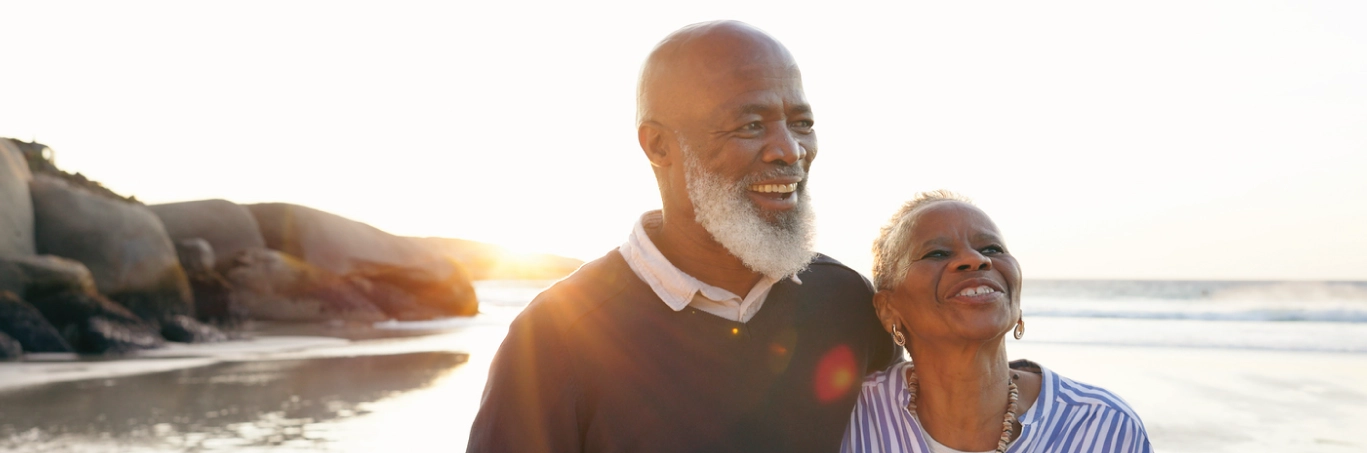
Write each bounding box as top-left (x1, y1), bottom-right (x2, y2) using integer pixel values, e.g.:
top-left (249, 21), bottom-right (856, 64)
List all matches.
top-left (872, 290), bottom-right (902, 334)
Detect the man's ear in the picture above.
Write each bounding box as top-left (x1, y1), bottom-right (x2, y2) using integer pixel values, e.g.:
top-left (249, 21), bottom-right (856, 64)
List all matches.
top-left (872, 290), bottom-right (901, 334)
top-left (638, 121), bottom-right (674, 168)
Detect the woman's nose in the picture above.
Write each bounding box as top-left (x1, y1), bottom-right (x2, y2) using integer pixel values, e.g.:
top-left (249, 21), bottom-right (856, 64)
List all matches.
top-left (953, 250), bottom-right (993, 272)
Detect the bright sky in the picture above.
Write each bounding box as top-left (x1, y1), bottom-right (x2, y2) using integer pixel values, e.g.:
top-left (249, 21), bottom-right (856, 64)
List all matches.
top-left (2, 1), bottom-right (1364, 280)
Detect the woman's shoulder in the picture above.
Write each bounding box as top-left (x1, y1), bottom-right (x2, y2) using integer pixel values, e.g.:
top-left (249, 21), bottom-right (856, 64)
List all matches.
top-left (1015, 359), bottom-right (1146, 425)
top-left (861, 360), bottom-right (914, 389)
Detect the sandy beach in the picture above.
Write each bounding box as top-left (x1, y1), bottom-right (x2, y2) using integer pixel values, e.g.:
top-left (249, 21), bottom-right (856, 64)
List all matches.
top-left (2, 280), bottom-right (1366, 452)
top-left (2, 330), bottom-right (1364, 452)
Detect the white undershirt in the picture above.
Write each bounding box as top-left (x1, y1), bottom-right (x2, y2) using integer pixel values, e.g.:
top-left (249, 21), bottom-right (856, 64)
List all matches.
top-left (912, 413), bottom-right (1008, 453)
top-left (618, 211), bottom-right (800, 323)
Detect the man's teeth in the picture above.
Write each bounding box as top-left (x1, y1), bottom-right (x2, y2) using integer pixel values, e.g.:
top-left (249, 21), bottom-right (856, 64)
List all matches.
top-left (750, 183), bottom-right (798, 194)
top-left (957, 285), bottom-right (997, 297)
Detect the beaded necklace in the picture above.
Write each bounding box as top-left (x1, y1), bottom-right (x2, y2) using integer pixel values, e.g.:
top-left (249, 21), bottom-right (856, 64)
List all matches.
top-left (904, 363), bottom-right (1020, 453)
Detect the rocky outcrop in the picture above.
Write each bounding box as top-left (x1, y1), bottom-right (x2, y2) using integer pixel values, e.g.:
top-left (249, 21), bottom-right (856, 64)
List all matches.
top-left (247, 203), bottom-right (443, 275)
top-left (160, 314), bottom-right (227, 343)
top-left (27, 290), bottom-right (162, 353)
top-left (346, 276), bottom-right (443, 321)
top-left (0, 291), bottom-right (72, 353)
top-left (0, 139), bottom-right (35, 258)
top-left (171, 239), bottom-right (243, 325)
top-left (349, 259), bottom-right (478, 317)
top-left (29, 174), bottom-right (193, 321)
top-left (219, 248), bottom-right (386, 323)
top-left (0, 254), bottom-right (100, 300)
top-left (0, 332), bottom-right (19, 360)
top-left (151, 200), bottom-right (267, 267)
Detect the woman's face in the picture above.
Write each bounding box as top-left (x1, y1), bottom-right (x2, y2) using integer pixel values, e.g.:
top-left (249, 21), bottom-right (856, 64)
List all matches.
top-left (879, 201), bottom-right (1022, 346)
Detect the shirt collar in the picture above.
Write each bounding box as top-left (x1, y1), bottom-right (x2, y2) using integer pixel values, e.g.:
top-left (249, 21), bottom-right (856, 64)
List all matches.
top-left (619, 211), bottom-right (800, 312)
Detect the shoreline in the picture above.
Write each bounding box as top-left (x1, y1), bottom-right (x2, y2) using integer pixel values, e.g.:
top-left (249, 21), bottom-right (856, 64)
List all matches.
top-left (0, 320), bottom-right (479, 393)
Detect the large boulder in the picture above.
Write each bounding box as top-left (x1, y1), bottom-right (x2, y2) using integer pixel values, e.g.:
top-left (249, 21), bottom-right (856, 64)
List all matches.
top-left (0, 254), bottom-right (100, 300)
top-left (0, 139), bottom-right (35, 258)
top-left (346, 276), bottom-right (444, 321)
top-left (150, 200), bottom-right (267, 267)
top-left (0, 291), bottom-right (72, 353)
top-left (29, 174), bottom-right (192, 320)
top-left (27, 289), bottom-right (163, 354)
top-left (171, 239), bottom-right (243, 325)
top-left (219, 248), bottom-right (386, 323)
top-left (247, 203), bottom-right (443, 275)
top-left (174, 238), bottom-right (216, 276)
top-left (0, 332), bottom-right (19, 361)
top-left (160, 314), bottom-right (227, 343)
top-left (349, 259), bottom-right (478, 317)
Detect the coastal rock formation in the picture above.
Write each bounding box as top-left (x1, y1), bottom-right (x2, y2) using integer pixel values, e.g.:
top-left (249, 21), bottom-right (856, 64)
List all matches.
top-left (160, 314), bottom-right (228, 343)
top-left (0, 291), bottom-right (72, 353)
top-left (247, 203), bottom-right (442, 275)
top-left (349, 260), bottom-right (478, 317)
top-left (173, 239), bottom-right (243, 325)
top-left (29, 174), bottom-right (193, 321)
top-left (0, 140), bottom-right (35, 258)
top-left (0, 332), bottom-right (19, 360)
top-left (27, 290), bottom-right (162, 353)
top-left (219, 248), bottom-right (386, 323)
top-left (346, 276), bottom-right (443, 321)
top-left (0, 255), bottom-right (100, 299)
top-left (150, 200), bottom-right (267, 267)
top-left (174, 239), bottom-right (216, 276)
top-left (83, 316), bottom-right (163, 353)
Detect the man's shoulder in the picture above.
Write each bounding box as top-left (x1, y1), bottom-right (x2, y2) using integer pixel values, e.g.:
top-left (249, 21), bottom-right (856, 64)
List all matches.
top-left (802, 253), bottom-right (874, 293)
top-left (515, 249), bottom-right (639, 330)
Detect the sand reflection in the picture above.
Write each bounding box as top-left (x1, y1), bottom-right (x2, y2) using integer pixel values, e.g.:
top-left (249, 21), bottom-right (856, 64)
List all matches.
top-left (0, 352), bottom-right (466, 451)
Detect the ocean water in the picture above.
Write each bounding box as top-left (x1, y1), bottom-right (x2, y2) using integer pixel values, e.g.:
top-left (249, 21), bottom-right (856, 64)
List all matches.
top-left (1, 279), bottom-right (1363, 452)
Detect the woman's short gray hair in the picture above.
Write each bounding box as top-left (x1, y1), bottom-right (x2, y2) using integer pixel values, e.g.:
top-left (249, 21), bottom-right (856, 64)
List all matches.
top-left (871, 190), bottom-right (974, 291)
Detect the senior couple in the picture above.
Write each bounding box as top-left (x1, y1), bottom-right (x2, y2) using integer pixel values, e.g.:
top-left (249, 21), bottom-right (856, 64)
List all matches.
top-left (468, 21), bottom-right (1151, 453)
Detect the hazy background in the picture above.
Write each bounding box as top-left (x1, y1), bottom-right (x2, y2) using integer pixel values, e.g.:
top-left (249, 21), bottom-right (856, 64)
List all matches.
top-left (2, 0), bottom-right (1363, 281)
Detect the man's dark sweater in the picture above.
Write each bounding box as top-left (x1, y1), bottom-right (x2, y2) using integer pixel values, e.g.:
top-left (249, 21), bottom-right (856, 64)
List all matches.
top-left (467, 251), bottom-right (897, 453)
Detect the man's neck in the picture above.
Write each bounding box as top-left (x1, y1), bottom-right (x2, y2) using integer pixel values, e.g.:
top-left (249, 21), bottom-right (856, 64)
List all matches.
top-left (645, 213), bottom-right (764, 297)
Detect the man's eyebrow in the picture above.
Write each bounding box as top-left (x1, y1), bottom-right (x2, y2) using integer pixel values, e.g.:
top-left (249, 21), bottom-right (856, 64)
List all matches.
top-left (737, 103), bottom-right (777, 116)
top-left (735, 103), bottom-right (812, 117)
top-left (973, 232), bottom-right (1003, 243)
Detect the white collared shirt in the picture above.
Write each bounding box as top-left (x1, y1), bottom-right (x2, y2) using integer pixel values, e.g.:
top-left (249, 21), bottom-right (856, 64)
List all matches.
top-left (618, 211), bottom-right (801, 323)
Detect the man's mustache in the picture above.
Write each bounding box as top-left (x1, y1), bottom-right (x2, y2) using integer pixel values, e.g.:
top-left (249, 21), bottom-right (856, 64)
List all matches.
top-left (739, 167), bottom-right (807, 187)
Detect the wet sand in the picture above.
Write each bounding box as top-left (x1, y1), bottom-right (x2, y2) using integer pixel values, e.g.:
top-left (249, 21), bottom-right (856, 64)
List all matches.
top-left (2, 323), bottom-right (1363, 452)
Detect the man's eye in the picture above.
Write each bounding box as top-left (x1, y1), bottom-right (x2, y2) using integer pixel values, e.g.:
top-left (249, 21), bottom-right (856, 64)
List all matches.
top-left (790, 120), bottom-right (814, 132)
top-left (741, 122), bottom-right (764, 131)
top-left (981, 245), bottom-right (1005, 255)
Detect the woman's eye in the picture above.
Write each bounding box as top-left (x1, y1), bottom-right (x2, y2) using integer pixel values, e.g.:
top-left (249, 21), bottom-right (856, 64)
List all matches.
top-left (920, 250), bottom-right (949, 259)
top-left (981, 245), bottom-right (1005, 255)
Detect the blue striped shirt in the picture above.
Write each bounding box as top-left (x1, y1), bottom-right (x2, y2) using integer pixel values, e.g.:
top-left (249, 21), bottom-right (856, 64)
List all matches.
top-left (842, 360), bottom-right (1152, 453)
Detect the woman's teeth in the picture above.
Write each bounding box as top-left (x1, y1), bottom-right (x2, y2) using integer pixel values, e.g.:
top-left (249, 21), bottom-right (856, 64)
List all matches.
top-left (957, 285), bottom-right (997, 297)
top-left (750, 183), bottom-right (797, 194)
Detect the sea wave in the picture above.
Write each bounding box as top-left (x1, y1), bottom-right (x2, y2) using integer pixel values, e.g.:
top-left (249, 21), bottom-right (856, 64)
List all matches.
top-left (1026, 307), bottom-right (1367, 323)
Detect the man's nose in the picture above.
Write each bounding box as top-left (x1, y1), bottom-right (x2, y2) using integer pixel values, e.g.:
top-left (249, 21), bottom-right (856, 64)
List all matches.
top-left (760, 126), bottom-right (805, 165)
top-left (953, 250), bottom-right (993, 272)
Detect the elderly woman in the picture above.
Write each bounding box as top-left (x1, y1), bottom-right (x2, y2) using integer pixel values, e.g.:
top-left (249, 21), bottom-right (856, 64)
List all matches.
top-left (842, 191), bottom-right (1151, 453)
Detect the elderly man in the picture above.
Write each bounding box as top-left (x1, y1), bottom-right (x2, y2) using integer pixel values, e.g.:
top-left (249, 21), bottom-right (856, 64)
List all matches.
top-left (467, 21), bottom-right (896, 453)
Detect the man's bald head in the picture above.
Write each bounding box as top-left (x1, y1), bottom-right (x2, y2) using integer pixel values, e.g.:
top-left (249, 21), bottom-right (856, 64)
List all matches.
top-left (636, 21), bottom-right (801, 128)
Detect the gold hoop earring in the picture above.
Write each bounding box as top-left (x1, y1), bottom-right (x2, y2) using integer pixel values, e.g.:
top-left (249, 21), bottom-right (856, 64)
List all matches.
top-left (1013, 318), bottom-right (1025, 340)
top-left (892, 324), bottom-right (906, 347)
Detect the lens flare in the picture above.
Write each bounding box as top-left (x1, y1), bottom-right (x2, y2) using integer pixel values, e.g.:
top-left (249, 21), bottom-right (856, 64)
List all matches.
top-left (813, 344), bottom-right (856, 403)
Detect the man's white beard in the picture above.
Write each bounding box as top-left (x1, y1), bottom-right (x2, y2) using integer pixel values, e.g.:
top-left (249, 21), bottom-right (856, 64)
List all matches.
top-left (684, 152), bottom-right (817, 280)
